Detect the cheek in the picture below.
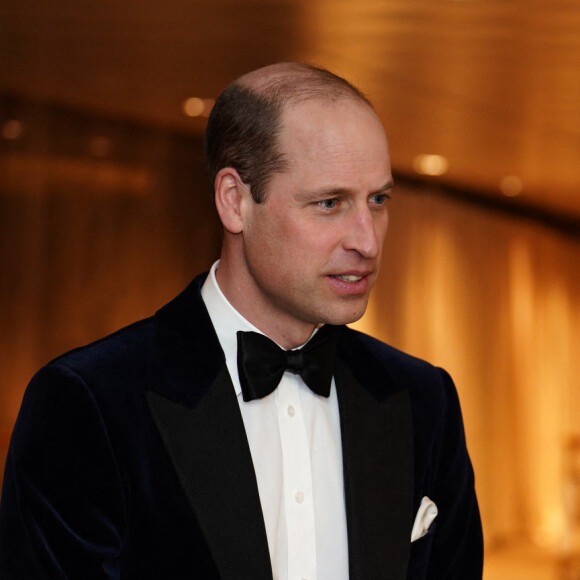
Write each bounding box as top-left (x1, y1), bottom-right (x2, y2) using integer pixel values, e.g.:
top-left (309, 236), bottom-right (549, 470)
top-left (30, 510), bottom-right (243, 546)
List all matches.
top-left (287, 225), bottom-right (339, 264)
top-left (264, 216), bottom-right (314, 252)
top-left (248, 207), bottom-right (339, 271)
top-left (246, 219), bottom-right (304, 281)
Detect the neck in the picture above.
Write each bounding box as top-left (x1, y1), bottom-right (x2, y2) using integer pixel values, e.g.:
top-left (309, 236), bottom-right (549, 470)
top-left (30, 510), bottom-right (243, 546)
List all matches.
top-left (215, 256), bottom-right (317, 350)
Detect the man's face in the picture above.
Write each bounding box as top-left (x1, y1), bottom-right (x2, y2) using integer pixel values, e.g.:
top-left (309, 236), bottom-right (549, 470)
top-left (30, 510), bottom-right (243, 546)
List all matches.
top-left (236, 98), bottom-right (392, 343)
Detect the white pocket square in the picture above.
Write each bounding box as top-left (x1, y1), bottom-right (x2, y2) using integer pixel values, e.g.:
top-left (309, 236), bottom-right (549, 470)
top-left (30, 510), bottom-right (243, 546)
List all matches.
top-left (411, 496), bottom-right (438, 542)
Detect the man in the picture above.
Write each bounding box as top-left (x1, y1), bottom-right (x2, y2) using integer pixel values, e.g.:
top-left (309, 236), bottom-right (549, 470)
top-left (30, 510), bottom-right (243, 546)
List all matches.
top-left (0, 63), bottom-right (483, 579)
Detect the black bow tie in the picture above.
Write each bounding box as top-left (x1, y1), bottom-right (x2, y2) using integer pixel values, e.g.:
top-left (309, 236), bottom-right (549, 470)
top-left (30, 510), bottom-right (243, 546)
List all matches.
top-left (237, 325), bottom-right (343, 402)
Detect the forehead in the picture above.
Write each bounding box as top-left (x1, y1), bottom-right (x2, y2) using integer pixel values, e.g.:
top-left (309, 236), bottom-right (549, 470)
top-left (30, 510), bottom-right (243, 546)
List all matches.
top-left (276, 98), bottom-right (391, 186)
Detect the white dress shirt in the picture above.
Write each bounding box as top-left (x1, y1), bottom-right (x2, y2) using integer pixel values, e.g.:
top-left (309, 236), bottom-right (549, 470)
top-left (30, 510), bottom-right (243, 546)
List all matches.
top-left (201, 261), bottom-right (349, 580)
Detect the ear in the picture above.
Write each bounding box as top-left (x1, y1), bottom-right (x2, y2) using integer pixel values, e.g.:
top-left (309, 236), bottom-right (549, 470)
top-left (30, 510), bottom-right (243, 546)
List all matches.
top-left (214, 168), bottom-right (249, 234)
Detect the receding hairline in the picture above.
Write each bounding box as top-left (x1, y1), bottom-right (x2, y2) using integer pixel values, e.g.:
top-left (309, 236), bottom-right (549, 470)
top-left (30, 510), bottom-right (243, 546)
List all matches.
top-left (234, 62), bottom-right (373, 109)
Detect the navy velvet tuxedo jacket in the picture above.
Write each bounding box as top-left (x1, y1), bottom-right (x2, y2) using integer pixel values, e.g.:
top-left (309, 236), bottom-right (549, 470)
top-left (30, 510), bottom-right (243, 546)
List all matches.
top-left (0, 273), bottom-right (483, 579)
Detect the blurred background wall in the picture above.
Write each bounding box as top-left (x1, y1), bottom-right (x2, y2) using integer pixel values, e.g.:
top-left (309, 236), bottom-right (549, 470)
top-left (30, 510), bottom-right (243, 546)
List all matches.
top-left (354, 183), bottom-right (580, 551)
top-left (1, 1), bottom-right (580, 578)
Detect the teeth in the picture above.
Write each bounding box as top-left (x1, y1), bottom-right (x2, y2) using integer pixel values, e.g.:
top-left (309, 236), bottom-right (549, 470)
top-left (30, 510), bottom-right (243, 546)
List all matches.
top-left (336, 275), bottom-right (362, 282)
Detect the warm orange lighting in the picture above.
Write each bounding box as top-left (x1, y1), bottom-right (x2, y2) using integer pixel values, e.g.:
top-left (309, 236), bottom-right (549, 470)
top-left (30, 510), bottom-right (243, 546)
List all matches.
top-left (1, 153), bottom-right (152, 196)
top-left (2, 120), bottom-right (23, 140)
top-left (413, 154), bottom-right (449, 176)
top-left (88, 136), bottom-right (112, 158)
top-left (500, 175), bottom-right (524, 197)
top-left (183, 98), bottom-right (214, 118)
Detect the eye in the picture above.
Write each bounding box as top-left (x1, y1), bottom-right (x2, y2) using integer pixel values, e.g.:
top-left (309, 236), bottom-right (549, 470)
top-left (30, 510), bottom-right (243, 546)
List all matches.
top-left (316, 198), bottom-right (339, 210)
top-left (370, 192), bottom-right (391, 206)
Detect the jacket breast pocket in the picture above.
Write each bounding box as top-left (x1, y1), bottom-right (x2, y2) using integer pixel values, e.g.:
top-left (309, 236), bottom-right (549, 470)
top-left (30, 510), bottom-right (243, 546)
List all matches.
top-left (406, 523), bottom-right (436, 580)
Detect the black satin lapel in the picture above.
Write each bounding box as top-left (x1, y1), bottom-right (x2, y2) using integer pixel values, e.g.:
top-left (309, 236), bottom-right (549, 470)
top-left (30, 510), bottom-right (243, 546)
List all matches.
top-left (146, 368), bottom-right (272, 580)
top-left (335, 359), bottom-right (413, 580)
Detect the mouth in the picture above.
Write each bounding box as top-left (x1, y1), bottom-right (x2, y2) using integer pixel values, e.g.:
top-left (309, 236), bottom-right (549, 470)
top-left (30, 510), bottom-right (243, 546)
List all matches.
top-left (327, 271), bottom-right (374, 297)
top-left (331, 274), bottom-right (364, 282)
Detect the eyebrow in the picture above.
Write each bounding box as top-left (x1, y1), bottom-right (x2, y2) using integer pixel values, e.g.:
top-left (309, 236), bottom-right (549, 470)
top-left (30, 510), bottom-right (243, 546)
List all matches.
top-left (373, 181), bottom-right (395, 195)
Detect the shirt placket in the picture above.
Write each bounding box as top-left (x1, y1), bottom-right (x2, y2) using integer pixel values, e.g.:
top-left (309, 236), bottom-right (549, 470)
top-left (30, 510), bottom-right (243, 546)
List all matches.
top-left (277, 372), bottom-right (317, 580)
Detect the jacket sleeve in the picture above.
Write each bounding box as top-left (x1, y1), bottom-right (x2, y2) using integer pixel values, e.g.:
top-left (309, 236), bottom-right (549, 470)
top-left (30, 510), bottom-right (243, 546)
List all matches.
top-left (0, 363), bottom-right (126, 579)
top-left (422, 368), bottom-right (483, 580)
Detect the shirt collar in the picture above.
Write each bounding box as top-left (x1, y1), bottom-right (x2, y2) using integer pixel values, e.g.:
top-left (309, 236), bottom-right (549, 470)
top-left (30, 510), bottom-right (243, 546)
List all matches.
top-left (201, 261), bottom-right (262, 397)
top-left (201, 260), bottom-right (321, 397)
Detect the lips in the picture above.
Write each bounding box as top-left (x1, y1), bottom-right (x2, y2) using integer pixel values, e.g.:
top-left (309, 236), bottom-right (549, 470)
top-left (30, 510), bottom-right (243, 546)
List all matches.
top-left (327, 272), bottom-right (372, 297)
top-left (333, 274), bottom-right (363, 282)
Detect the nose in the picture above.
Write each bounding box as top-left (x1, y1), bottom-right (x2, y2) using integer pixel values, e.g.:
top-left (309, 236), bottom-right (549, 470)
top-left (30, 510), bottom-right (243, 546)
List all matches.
top-left (343, 205), bottom-right (385, 259)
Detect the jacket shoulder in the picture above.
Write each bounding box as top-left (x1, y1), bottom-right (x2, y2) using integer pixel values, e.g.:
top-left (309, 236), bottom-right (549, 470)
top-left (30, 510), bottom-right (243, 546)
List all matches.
top-left (344, 328), bottom-right (443, 382)
top-left (48, 316), bottom-right (157, 378)
top-left (341, 328), bottom-right (459, 413)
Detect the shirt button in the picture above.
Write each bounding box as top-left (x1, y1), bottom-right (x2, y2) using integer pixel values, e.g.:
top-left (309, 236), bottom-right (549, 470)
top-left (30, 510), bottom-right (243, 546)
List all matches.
top-left (287, 405), bottom-right (295, 417)
top-left (294, 491), bottom-right (304, 504)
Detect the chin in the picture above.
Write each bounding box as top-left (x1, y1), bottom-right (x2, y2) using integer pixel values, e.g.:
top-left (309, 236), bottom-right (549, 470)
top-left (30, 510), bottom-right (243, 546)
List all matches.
top-left (322, 304), bottom-right (368, 326)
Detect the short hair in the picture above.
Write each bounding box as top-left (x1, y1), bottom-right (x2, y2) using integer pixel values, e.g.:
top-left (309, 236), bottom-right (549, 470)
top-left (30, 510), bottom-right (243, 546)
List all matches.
top-left (204, 63), bottom-right (372, 203)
